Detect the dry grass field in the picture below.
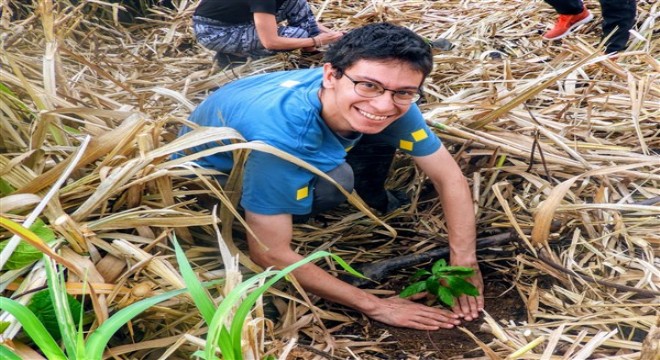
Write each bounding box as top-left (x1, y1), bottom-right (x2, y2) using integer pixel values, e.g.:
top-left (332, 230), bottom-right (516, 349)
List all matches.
top-left (1, 0), bottom-right (659, 359)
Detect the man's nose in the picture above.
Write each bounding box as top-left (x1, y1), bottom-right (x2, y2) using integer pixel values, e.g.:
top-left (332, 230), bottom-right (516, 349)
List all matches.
top-left (370, 90), bottom-right (397, 109)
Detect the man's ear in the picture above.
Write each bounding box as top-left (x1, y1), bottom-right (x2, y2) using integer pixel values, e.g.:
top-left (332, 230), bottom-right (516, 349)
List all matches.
top-left (322, 63), bottom-right (337, 89)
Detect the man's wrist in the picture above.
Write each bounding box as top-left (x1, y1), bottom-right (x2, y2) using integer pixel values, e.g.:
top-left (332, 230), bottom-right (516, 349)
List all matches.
top-left (450, 249), bottom-right (478, 266)
top-left (351, 291), bottom-right (381, 316)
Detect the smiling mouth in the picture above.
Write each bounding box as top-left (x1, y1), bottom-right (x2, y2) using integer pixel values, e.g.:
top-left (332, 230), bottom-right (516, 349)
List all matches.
top-left (358, 109), bottom-right (388, 121)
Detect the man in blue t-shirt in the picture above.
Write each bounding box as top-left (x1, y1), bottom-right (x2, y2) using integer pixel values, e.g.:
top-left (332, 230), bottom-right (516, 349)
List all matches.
top-left (178, 23), bottom-right (482, 330)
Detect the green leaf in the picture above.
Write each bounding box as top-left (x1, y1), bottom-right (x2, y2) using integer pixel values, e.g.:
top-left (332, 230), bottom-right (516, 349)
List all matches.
top-left (26, 290), bottom-right (82, 342)
top-left (0, 178), bottom-right (15, 196)
top-left (431, 258), bottom-right (447, 274)
top-left (0, 219), bottom-right (56, 270)
top-left (86, 288), bottom-right (188, 359)
top-left (0, 344), bottom-right (23, 360)
top-left (0, 297), bottom-right (67, 359)
top-left (191, 349), bottom-right (213, 359)
top-left (0, 320), bottom-right (10, 333)
top-left (410, 269), bottom-right (432, 281)
top-left (0, 240), bottom-right (41, 270)
top-left (399, 281), bottom-right (427, 298)
top-left (30, 219), bottom-right (56, 243)
top-left (228, 252), bottom-right (360, 359)
top-left (63, 125), bottom-right (82, 135)
top-left (426, 276), bottom-right (440, 295)
top-left (436, 286), bottom-right (455, 307)
top-left (44, 257), bottom-right (79, 358)
top-left (433, 266), bottom-right (475, 277)
top-left (446, 276), bottom-right (480, 297)
top-left (172, 237), bottom-right (216, 324)
top-left (205, 270), bottom-right (279, 360)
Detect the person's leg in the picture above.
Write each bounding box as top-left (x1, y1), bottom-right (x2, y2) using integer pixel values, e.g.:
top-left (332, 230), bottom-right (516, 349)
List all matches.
top-left (192, 16), bottom-right (273, 58)
top-left (276, 0), bottom-right (321, 38)
top-left (544, 0), bottom-right (584, 15)
top-left (345, 135), bottom-right (399, 214)
top-left (292, 162), bottom-right (354, 223)
top-left (542, 0), bottom-right (593, 40)
top-left (310, 163), bottom-right (354, 214)
top-left (598, 0), bottom-right (636, 53)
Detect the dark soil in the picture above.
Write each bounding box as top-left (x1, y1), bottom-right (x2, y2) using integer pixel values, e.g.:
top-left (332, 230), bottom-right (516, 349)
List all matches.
top-left (379, 281), bottom-right (524, 359)
top-left (335, 277), bottom-right (526, 359)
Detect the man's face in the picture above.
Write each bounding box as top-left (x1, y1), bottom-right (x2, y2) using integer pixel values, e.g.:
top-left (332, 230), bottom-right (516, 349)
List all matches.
top-left (320, 59), bottom-right (424, 136)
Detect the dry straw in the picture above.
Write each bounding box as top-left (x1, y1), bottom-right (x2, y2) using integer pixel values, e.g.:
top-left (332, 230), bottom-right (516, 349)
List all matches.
top-left (1, 0), bottom-right (658, 359)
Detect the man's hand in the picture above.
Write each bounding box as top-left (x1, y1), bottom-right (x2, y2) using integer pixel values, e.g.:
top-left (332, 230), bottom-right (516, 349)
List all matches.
top-left (414, 148), bottom-right (483, 322)
top-left (364, 294), bottom-right (461, 330)
top-left (450, 262), bottom-right (484, 321)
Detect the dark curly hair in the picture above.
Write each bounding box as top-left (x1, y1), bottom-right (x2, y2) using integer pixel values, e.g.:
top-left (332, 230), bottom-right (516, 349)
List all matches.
top-left (323, 22), bottom-right (433, 80)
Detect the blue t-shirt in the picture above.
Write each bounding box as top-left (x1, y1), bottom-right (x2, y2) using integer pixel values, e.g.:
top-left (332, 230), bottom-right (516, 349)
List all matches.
top-left (177, 68), bottom-right (442, 215)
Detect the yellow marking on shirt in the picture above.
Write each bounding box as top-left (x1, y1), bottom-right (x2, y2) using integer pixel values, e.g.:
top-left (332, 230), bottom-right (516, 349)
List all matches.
top-left (412, 129), bottom-right (428, 142)
top-left (399, 140), bottom-right (414, 151)
top-left (296, 186), bottom-right (309, 200)
top-left (345, 145), bottom-right (354, 152)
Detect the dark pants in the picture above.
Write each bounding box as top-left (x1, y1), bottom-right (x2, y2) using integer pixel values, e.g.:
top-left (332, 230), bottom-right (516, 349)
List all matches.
top-left (193, 0), bottom-right (320, 57)
top-left (544, 0), bottom-right (637, 53)
top-left (296, 135), bottom-right (397, 222)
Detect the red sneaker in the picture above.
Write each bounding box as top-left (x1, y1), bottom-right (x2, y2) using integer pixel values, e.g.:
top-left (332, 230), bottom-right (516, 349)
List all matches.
top-left (543, 7), bottom-right (593, 40)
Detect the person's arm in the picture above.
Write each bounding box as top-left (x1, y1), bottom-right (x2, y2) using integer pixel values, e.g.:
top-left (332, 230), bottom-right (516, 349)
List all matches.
top-left (413, 146), bottom-right (483, 321)
top-left (252, 12), bottom-right (342, 51)
top-left (245, 210), bottom-right (462, 330)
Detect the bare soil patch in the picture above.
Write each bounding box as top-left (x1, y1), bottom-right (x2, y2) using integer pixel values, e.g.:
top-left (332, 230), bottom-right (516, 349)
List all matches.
top-left (371, 280), bottom-right (524, 359)
top-left (326, 265), bottom-right (524, 360)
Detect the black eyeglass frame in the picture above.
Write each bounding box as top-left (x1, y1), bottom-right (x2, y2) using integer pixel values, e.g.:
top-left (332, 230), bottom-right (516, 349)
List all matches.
top-left (339, 72), bottom-right (422, 105)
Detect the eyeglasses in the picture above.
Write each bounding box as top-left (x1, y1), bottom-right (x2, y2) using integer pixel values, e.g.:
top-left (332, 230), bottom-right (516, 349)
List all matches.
top-left (342, 73), bottom-right (421, 105)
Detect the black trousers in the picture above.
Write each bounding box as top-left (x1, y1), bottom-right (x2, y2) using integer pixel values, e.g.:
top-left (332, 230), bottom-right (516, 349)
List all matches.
top-left (303, 134), bottom-right (396, 221)
top-left (544, 0), bottom-right (637, 53)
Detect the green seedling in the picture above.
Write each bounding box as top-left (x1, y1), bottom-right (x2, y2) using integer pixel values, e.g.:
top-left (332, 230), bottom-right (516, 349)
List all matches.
top-left (399, 259), bottom-right (479, 307)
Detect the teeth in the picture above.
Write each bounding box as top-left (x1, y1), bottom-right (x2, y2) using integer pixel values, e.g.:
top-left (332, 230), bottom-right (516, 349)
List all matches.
top-left (359, 109), bottom-right (387, 121)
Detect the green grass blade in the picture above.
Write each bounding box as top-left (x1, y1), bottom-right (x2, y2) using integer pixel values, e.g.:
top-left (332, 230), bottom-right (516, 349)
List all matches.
top-left (330, 254), bottom-right (368, 279)
top-left (172, 236), bottom-right (216, 324)
top-left (44, 256), bottom-right (79, 358)
top-left (0, 344), bottom-right (23, 360)
top-left (0, 297), bottom-right (66, 360)
top-left (205, 271), bottom-right (279, 360)
top-left (229, 251), bottom-right (363, 356)
top-left (86, 288), bottom-right (187, 359)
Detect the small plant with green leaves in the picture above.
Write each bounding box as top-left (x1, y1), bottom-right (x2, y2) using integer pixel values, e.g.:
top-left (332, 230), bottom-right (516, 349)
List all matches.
top-left (399, 259), bottom-right (479, 307)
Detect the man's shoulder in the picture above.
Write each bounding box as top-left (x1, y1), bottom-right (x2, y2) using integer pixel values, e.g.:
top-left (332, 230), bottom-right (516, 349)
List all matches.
top-left (210, 68), bottom-right (322, 110)
top-left (231, 68), bottom-right (323, 87)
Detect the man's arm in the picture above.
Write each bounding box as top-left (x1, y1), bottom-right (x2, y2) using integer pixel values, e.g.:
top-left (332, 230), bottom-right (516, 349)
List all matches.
top-left (245, 210), bottom-right (462, 330)
top-left (413, 146), bottom-right (484, 321)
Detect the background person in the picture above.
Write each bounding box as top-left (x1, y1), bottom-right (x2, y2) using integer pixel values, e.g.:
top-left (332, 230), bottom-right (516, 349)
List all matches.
top-left (176, 23), bottom-right (483, 330)
top-left (542, 0), bottom-right (637, 53)
top-left (192, 0), bottom-right (343, 62)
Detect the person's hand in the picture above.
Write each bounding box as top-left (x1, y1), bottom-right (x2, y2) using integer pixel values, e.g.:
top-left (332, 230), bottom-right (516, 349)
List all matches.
top-left (364, 294), bottom-right (461, 330)
top-left (449, 261), bottom-right (484, 322)
top-left (314, 31), bottom-right (343, 47)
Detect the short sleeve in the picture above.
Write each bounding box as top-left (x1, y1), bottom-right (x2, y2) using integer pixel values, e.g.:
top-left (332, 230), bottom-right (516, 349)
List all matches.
top-left (249, 0), bottom-right (278, 14)
top-left (241, 150), bottom-right (315, 215)
top-left (372, 105), bottom-right (442, 156)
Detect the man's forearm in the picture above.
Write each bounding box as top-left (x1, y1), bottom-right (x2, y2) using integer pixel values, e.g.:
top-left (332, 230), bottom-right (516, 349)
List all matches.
top-left (439, 175), bottom-right (477, 263)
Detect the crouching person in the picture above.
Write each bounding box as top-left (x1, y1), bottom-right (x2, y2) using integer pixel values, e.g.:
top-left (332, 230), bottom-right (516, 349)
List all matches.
top-left (176, 22), bottom-right (483, 330)
top-left (192, 0), bottom-right (343, 62)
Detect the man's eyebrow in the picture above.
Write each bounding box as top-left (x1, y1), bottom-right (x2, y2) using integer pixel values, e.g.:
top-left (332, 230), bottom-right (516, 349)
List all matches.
top-left (355, 75), bottom-right (421, 90)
